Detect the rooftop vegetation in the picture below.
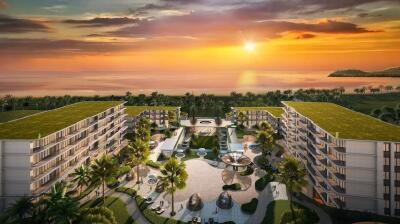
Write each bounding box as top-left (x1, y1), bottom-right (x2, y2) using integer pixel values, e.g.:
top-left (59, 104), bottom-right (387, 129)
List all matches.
top-left (0, 101), bottom-right (122, 139)
top-left (283, 101), bottom-right (400, 141)
top-left (0, 110), bottom-right (41, 123)
top-left (234, 107), bottom-right (284, 118)
top-left (125, 106), bottom-right (178, 116)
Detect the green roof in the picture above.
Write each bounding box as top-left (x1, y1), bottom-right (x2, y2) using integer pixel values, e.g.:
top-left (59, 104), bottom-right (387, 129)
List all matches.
top-left (0, 110), bottom-right (41, 123)
top-left (0, 101), bottom-right (123, 139)
top-left (125, 106), bottom-right (178, 116)
top-left (234, 107), bottom-right (284, 118)
top-left (282, 101), bottom-right (400, 142)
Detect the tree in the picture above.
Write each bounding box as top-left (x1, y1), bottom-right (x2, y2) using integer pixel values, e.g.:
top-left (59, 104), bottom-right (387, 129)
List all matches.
top-left (158, 158), bottom-right (188, 216)
top-left (257, 131), bottom-right (274, 155)
top-left (189, 104), bottom-right (197, 125)
top-left (168, 110), bottom-right (176, 127)
top-left (1, 197), bottom-right (33, 224)
top-left (237, 111), bottom-right (248, 127)
top-left (80, 207), bottom-right (117, 224)
top-left (136, 117), bottom-right (151, 142)
top-left (70, 165), bottom-right (91, 195)
top-left (90, 154), bottom-right (117, 204)
top-left (42, 181), bottom-right (80, 224)
top-left (275, 156), bottom-right (307, 223)
top-left (385, 85), bottom-right (393, 92)
top-left (258, 121), bottom-right (273, 133)
top-left (127, 139), bottom-right (150, 184)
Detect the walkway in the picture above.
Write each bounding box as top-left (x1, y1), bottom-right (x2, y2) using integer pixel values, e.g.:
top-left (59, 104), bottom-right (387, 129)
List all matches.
top-left (113, 191), bottom-right (150, 224)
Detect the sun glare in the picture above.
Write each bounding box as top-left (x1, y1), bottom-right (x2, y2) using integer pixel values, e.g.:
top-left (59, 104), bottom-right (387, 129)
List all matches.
top-left (244, 41), bottom-right (256, 52)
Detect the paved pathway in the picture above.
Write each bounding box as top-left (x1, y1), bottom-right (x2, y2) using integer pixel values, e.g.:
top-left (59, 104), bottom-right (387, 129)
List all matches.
top-left (113, 191), bottom-right (150, 224)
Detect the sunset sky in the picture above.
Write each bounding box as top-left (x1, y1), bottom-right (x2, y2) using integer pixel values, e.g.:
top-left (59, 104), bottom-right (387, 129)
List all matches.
top-left (1, 0), bottom-right (400, 95)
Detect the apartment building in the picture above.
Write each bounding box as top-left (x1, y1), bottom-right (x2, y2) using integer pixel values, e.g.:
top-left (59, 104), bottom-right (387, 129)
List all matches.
top-left (281, 101), bottom-right (400, 216)
top-left (125, 106), bottom-right (180, 133)
top-left (0, 101), bottom-right (127, 210)
top-left (230, 107), bottom-right (283, 133)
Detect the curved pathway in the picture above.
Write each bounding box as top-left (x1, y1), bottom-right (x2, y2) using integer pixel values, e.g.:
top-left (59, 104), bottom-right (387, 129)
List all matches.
top-left (113, 191), bottom-right (150, 224)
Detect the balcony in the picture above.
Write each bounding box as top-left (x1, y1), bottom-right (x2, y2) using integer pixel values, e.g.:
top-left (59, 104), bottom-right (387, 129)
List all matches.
top-left (307, 125), bottom-right (319, 135)
top-left (383, 193), bottom-right (390, 200)
top-left (331, 146), bottom-right (345, 153)
top-left (328, 154), bottom-right (346, 167)
top-left (384, 151), bottom-right (391, 158)
top-left (332, 172), bottom-right (346, 180)
top-left (395, 152), bottom-right (400, 158)
top-left (333, 197), bottom-right (345, 208)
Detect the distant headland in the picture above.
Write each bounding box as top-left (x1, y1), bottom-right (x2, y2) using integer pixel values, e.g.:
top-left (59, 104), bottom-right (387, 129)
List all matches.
top-left (329, 67), bottom-right (400, 77)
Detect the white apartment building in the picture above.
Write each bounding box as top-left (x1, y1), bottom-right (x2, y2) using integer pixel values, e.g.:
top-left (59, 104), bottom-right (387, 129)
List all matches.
top-left (230, 107), bottom-right (283, 133)
top-left (125, 106), bottom-right (180, 133)
top-left (282, 101), bottom-right (400, 216)
top-left (0, 101), bottom-right (128, 210)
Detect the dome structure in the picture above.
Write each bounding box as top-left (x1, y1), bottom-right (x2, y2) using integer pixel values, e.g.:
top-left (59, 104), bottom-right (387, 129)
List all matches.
top-left (216, 192), bottom-right (233, 209)
top-left (187, 193), bottom-right (203, 211)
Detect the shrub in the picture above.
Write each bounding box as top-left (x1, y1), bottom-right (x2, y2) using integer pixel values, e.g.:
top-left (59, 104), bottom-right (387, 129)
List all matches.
top-left (223, 183), bottom-right (241, 191)
top-left (241, 198), bottom-right (258, 214)
top-left (146, 160), bottom-right (162, 169)
top-left (115, 186), bottom-right (136, 197)
top-left (81, 206), bottom-right (117, 224)
top-left (117, 165), bottom-right (131, 177)
top-left (240, 166), bottom-right (254, 176)
top-left (280, 209), bottom-right (319, 224)
top-left (106, 177), bottom-right (120, 188)
top-left (157, 153), bottom-right (167, 161)
top-left (255, 175), bottom-right (274, 191)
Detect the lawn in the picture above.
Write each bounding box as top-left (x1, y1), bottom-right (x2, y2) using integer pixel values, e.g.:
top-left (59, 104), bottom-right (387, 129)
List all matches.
top-left (82, 196), bottom-right (134, 224)
top-left (236, 127), bottom-right (257, 139)
top-left (190, 135), bottom-right (218, 149)
top-left (283, 101), bottom-right (400, 142)
top-left (125, 106), bottom-right (178, 116)
top-left (261, 200), bottom-right (318, 224)
top-left (0, 101), bottom-right (123, 139)
top-left (0, 110), bottom-right (41, 123)
top-left (234, 107), bottom-right (284, 118)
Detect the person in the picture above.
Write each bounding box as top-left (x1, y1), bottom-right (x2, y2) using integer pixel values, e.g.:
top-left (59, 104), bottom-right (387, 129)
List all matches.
top-left (181, 204), bottom-right (183, 210)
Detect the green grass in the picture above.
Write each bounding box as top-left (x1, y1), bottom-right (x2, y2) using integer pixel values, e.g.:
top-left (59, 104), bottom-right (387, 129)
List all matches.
top-left (235, 128), bottom-right (257, 139)
top-left (146, 160), bottom-right (162, 169)
top-left (234, 107), bottom-right (284, 118)
top-left (283, 101), bottom-right (400, 141)
top-left (82, 196), bottom-right (134, 224)
top-left (0, 101), bottom-right (123, 139)
top-left (135, 195), bottom-right (185, 224)
top-left (190, 135), bottom-right (218, 149)
top-left (125, 106), bottom-right (178, 116)
top-left (261, 200), bottom-right (318, 224)
top-left (342, 92), bottom-right (400, 114)
top-left (0, 110), bottom-right (41, 123)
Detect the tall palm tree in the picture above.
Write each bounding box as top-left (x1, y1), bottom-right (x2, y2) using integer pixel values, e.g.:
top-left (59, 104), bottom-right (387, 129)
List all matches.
top-left (127, 139), bottom-right (150, 184)
top-left (2, 197), bottom-right (33, 224)
top-left (258, 121), bottom-right (273, 133)
top-left (257, 131), bottom-right (274, 155)
top-left (237, 111), bottom-right (248, 127)
top-left (70, 165), bottom-right (91, 195)
top-left (158, 158), bottom-right (188, 216)
top-left (275, 156), bottom-right (307, 223)
top-left (90, 154), bottom-right (117, 204)
top-left (136, 117), bottom-right (151, 142)
top-left (168, 110), bottom-right (176, 127)
top-left (42, 181), bottom-right (80, 224)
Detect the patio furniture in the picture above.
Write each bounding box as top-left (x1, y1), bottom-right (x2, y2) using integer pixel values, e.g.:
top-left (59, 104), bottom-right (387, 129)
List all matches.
top-left (155, 208), bottom-right (165, 214)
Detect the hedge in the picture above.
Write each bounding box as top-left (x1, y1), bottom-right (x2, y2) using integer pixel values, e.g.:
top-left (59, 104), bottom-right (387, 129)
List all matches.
top-left (146, 160), bottom-right (162, 169)
top-left (241, 198), bottom-right (258, 214)
top-left (255, 174), bottom-right (274, 191)
top-left (223, 183), bottom-right (241, 191)
top-left (106, 177), bottom-right (120, 188)
top-left (117, 165), bottom-right (131, 177)
top-left (240, 166), bottom-right (254, 176)
top-left (280, 208), bottom-right (319, 224)
top-left (115, 186), bottom-right (137, 197)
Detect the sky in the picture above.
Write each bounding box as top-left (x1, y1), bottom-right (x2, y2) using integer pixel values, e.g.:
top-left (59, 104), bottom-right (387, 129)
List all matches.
top-left (0, 0), bottom-right (400, 95)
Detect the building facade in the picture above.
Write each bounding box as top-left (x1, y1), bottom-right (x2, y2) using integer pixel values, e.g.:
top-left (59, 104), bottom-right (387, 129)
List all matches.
top-left (282, 101), bottom-right (400, 216)
top-left (0, 101), bottom-right (127, 210)
top-left (230, 107), bottom-right (283, 133)
top-left (125, 106), bottom-right (181, 133)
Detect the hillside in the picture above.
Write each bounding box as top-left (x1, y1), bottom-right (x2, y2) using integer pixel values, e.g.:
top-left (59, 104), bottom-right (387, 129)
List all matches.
top-left (329, 67), bottom-right (400, 77)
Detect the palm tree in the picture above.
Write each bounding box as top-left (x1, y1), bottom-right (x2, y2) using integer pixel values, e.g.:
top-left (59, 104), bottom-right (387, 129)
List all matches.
top-left (136, 117), bottom-right (151, 142)
top-left (80, 207), bottom-right (117, 224)
top-left (168, 110), bottom-right (176, 127)
top-left (257, 131), bottom-right (274, 155)
top-left (127, 139), bottom-right (150, 184)
top-left (90, 154), bottom-right (117, 204)
top-left (2, 197), bottom-right (34, 223)
top-left (258, 121), bottom-right (273, 133)
top-left (275, 156), bottom-right (307, 223)
top-left (385, 85), bottom-right (393, 92)
top-left (43, 181), bottom-right (80, 224)
top-left (70, 165), bottom-right (91, 195)
top-left (158, 158), bottom-right (188, 216)
top-left (237, 111), bottom-right (248, 127)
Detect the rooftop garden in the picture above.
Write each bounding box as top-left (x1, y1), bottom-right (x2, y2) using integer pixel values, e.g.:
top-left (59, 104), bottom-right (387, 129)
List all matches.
top-left (0, 101), bottom-right (122, 139)
top-left (0, 110), bottom-right (41, 123)
top-left (283, 101), bottom-right (400, 142)
top-left (234, 106), bottom-right (284, 118)
top-left (125, 106), bottom-right (178, 116)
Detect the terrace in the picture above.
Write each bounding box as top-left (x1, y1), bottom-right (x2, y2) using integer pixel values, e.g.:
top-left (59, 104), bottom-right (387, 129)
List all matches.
top-left (283, 101), bottom-right (400, 142)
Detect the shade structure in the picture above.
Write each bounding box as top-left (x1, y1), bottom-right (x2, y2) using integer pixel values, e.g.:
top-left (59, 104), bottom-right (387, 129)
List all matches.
top-left (187, 193), bottom-right (204, 211)
top-left (221, 152), bottom-right (252, 167)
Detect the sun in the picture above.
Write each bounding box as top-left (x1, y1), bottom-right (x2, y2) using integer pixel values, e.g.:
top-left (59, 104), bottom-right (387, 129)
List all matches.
top-left (244, 41), bottom-right (256, 52)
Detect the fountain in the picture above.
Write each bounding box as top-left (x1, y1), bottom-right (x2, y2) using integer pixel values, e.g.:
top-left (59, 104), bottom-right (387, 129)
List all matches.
top-left (197, 148), bottom-right (207, 157)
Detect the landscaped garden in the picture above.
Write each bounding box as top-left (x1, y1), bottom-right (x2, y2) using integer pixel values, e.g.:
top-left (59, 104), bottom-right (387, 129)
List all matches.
top-left (190, 134), bottom-right (218, 149)
top-left (262, 200), bottom-right (319, 224)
